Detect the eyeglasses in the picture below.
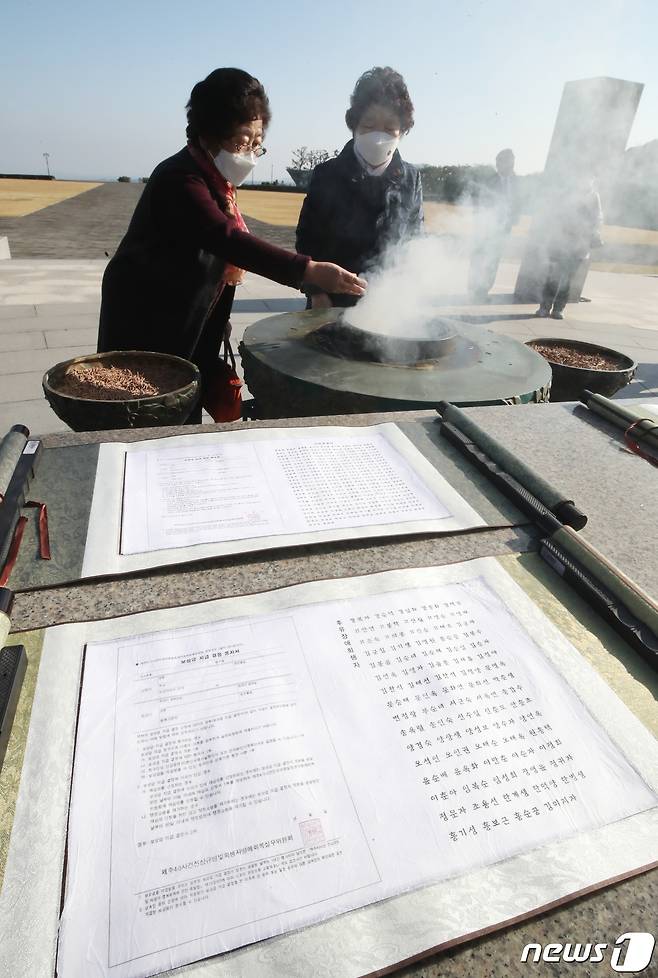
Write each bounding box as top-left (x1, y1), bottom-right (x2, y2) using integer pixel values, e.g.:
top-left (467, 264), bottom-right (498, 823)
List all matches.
top-left (225, 140), bottom-right (267, 158)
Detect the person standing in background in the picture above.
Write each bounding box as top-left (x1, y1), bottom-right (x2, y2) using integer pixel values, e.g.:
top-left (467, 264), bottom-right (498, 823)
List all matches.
top-left (535, 176), bottom-right (603, 319)
top-left (468, 148), bottom-right (520, 301)
top-left (296, 66), bottom-right (423, 309)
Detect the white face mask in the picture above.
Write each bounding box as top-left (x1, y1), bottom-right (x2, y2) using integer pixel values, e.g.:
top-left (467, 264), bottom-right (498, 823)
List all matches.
top-left (213, 148), bottom-right (258, 186)
top-left (354, 131), bottom-right (399, 170)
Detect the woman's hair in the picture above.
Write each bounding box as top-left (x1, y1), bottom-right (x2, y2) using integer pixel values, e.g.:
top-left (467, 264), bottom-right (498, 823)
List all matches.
top-left (345, 67), bottom-right (414, 134)
top-left (186, 68), bottom-right (271, 144)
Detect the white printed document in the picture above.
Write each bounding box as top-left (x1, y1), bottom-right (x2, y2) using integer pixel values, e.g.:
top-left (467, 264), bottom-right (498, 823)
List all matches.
top-left (56, 562), bottom-right (657, 978)
top-left (90, 616), bottom-right (380, 971)
top-left (82, 424), bottom-right (485, 577)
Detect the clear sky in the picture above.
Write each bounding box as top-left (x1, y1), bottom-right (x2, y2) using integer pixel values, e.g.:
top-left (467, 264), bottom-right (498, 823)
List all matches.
top-left (2, 0), bottom-right (657, 183)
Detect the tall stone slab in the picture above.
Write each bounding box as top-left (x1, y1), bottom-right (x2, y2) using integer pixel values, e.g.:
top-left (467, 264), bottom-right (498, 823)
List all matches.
top-left (514, 77), bottom-right (643, 302)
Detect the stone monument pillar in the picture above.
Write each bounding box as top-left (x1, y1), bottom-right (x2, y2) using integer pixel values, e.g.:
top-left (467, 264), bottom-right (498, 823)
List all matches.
top-left (514, 77), bottom-right (643, 302)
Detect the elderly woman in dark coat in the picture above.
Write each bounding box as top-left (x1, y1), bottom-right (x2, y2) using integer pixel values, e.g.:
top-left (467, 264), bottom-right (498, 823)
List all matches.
top-left (296, 66), bottom-right (423, 309)
top-left (98, 68), bottom-right (365, 408)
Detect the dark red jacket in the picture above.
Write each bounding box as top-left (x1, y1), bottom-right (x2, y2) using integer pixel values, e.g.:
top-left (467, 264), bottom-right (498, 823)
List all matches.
top-left (97, 147), bottom-right (308, 367)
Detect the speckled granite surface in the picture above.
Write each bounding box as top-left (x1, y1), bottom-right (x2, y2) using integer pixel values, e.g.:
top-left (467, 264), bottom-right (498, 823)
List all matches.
top-left (394, 870), bottom-right (657, 978)
top-left (10, 527), bottom-right (535, 630)
top-left (5, 407), bottom-right (657, 977)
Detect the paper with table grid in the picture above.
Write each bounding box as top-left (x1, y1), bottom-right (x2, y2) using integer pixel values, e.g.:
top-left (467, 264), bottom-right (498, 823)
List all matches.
top-left (81, 423), bottom-right (485, 577)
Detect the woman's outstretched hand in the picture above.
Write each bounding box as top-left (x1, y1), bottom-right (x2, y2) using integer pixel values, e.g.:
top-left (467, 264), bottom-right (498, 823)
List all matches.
top-left (311, 292), bottom-right (333, 310)
top-left (303, 261), bottom-right (367, 297)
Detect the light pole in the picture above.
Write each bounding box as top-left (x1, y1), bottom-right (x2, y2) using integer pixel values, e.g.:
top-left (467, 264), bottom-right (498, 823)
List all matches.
top-left (43, 152), bottom-right (51, 177)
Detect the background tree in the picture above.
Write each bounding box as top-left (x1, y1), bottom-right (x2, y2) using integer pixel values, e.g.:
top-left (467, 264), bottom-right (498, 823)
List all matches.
top-left (289, 148), bottom-right (338, 171)
top-left (290, 147), bottom-right (310, 170)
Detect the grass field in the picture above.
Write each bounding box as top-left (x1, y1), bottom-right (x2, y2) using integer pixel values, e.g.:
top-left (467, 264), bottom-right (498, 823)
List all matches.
top-left (509, 212), bottom-right (658, 247)
top-left (0, 179), bottom-right (101, 217)
top-left (235, 191), bottom-right (467, 230)
top-left (237, 191), bottom-right (658, 249)
top-left (238, 190), bottom-right (305, 226)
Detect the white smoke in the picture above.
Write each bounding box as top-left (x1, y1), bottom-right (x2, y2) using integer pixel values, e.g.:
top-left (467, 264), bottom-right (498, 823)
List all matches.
top-left (345, 232), bottom-right (470, 337)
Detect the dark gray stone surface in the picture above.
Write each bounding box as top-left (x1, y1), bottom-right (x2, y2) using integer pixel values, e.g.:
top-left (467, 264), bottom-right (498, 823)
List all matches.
top-left (9, 443), bottom-right (99, 589)
top-left (462, 402), bottom-right (658, 597)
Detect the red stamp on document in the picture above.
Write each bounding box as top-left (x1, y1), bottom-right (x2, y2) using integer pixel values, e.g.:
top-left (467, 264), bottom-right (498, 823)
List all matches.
top-left (299, 818), bottom-right (325, 847)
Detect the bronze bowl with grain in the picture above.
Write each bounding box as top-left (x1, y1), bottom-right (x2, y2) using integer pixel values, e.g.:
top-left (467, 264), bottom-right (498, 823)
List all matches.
top-left (43, 350), bottom-right (201, 432)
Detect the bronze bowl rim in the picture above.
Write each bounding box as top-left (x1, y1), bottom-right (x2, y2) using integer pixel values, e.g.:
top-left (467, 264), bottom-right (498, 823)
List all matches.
top-left (42, 349), bottom-right (201, 405)
top-left (336, 312), bottom-right (460, 345)
top-left (312, 314), bottom-right (461, 364)
top-left (526, 337), bottom-right (638, 373)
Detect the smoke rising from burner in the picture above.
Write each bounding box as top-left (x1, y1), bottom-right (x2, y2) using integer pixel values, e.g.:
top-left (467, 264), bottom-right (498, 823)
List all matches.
top-left (345, 230), bottom-right (470, 337)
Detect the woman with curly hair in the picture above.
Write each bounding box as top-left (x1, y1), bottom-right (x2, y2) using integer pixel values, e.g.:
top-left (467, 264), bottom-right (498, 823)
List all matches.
top-left (98, 68), bottom-right (365, 415)
top-left (296, 66), bottom-right (423, 309)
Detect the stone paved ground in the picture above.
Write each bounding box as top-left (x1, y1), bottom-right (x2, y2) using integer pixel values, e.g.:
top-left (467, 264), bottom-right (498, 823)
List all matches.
top-left (0, 262), bottom-right (307, 433)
